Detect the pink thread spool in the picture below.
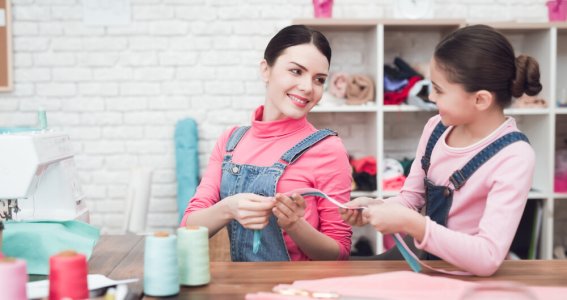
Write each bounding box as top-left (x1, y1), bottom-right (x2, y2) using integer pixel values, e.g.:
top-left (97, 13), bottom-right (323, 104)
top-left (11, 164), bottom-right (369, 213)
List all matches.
top-left (547, 0), bottom-right (567, 21)
top-left (0, 257), bottom-right (28, 300)
top-left (313, 0), bottom-right (333, 18)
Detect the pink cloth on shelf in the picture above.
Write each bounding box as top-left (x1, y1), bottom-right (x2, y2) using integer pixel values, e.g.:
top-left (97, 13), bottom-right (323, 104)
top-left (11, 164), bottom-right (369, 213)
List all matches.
top-left (555, 173), bottom-right (567, 192)
top-left (245, 271), bottom-right (567, 300)
top-left (181, 106), bottom-right (353, 261)
top-left (328, 72), bottom-right (349, 99)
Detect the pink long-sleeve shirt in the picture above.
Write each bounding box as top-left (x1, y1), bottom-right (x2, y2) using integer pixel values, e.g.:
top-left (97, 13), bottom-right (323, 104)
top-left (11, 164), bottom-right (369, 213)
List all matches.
top-left (387, 115), bottom-right (535, 276)
top-left (182, 106), bottom-right (353, 260)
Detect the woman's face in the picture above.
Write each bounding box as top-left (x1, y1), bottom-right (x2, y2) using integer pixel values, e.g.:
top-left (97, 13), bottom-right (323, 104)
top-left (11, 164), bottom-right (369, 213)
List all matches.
top-left (261, 43), bottom-right (329, 121)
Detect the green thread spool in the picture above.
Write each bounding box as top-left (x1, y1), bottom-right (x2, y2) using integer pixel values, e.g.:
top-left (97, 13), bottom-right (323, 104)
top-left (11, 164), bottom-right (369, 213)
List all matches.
top-left (37, 110), bottom-right (47, 129)
top-left (177, 226), bottom-right (210, 286)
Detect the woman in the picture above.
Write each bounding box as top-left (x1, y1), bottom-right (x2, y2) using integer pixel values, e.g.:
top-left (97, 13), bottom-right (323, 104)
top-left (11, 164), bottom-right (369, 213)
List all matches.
top-left (182, 25), bottom-right (352, 261)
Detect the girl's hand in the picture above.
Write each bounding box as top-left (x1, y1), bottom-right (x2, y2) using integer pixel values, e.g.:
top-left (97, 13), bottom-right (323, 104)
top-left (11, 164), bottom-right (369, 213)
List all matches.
top-left (339, 197), bottom-right (383, 227)
top-left (225, 193), bottom-right (275, 230)
top-left (272, 193), bottom-right (306, 231)
top-left (362, 202), bottom-right (422, 236)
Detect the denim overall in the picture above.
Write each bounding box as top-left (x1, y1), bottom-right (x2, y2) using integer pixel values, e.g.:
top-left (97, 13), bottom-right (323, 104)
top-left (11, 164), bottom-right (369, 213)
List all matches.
top-left (421, 121), bottom-right (529, 260)
top-left (220, 126), bottom-right (337, 261)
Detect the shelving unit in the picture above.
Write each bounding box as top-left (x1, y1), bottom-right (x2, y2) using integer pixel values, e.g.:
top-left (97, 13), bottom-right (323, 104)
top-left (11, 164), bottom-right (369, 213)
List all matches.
top-left (295, 19), bottom-right (566, 259)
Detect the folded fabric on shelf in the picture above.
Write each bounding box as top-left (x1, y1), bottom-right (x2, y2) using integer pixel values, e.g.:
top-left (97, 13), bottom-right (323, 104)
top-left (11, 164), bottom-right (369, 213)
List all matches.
top-left (394, 57), bottom-right (422, 78)
top-left (407, 79), bottom-right (437, 110)
top-left (352, 172), bottom-right (376, 191)
top-left (346, 75), bottom-right (375, 105)
top-left (350, 156), bottom-right (377, 175)
top-left (384, 76), bottom-right (421, 105)
top-left (384, 75), bottom-right (409, 92)
top-left (328, 72), bottom-right (349, 98)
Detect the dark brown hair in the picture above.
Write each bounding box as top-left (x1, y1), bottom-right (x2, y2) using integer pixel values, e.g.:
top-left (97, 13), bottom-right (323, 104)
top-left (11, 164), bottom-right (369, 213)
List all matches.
top-left (434, 24), bottom-right (542, 108)
top-left (264, 25), bottom-right (331, 67)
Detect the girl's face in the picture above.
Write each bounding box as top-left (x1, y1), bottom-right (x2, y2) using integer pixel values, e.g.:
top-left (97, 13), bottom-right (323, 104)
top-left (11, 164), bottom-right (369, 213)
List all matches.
top-left (261, 43), bottom-right (329, 121)
top-left (428, 58), bottom-right (478, 127)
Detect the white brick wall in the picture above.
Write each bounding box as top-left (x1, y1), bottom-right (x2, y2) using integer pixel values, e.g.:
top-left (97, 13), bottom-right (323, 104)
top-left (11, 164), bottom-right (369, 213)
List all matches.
top-left (0, 0), bottom-right (550, 233)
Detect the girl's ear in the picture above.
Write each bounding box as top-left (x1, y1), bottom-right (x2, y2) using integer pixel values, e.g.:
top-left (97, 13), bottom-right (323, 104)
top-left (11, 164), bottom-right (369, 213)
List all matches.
top-left (260, 59), bottom-right (270, 83)
top-left (474, 90), bottom-right (494, 111)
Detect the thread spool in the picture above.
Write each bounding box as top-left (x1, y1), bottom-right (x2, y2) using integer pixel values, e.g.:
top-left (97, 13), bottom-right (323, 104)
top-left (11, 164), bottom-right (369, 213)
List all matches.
top-left (0, 257), bottom-right (28, 300)
top-left (49, 250), bottom-right (89, 300)
top-left (144, 232), bottom-right (180, 297)
top-left (37, 109), bottom-right (48, 129)
top-left (177, 225), bottom-right (210, 286)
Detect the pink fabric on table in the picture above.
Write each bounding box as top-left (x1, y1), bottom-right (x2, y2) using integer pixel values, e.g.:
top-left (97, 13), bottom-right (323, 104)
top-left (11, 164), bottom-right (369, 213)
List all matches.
top-left (245, 271), bottom-right (567, 300)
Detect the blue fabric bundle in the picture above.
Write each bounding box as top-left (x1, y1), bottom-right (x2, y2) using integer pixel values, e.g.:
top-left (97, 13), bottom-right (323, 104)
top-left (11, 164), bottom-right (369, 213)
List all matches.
top-left (175, 118), bottom-right (200, 223)
top-left (1, 220), bottom-right (100, 275)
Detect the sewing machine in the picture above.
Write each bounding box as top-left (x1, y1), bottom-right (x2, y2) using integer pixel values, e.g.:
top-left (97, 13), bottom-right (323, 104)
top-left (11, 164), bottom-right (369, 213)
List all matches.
top-left (0, 130), bottom-right (89, 222)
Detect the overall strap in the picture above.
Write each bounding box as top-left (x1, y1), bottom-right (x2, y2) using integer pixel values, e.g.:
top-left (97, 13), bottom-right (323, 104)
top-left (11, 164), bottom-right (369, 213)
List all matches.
top-left (421, 122), bottom-right (448, 175)
top-left (449, 132), bottom-right (530, 190)
top-left (225, 126), bottom-right (251, 152)
top-left (279, 129), bottom-right (337, 166)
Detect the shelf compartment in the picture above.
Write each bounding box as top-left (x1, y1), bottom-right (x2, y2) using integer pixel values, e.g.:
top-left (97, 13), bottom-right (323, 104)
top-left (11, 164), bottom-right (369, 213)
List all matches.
top-left (308, 111), bottom-right (378, 162)
top-left (515, 114), bottom-right (553, 195)
top-left (492, 26), bottom-right (553, 110)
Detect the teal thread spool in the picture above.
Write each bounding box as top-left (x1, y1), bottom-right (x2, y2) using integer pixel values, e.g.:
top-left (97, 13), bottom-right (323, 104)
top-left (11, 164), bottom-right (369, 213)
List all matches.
top-left (177, 226), bottom-right (210, 286)
top-left (37, 110), bottom-right (47, 129)
top-left (143, 232), bottom-right (180, 297)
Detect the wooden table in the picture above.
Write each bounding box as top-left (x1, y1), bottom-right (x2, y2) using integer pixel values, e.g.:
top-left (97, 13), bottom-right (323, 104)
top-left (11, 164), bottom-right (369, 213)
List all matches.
top-left (90, 235), bottom-right (567, 299)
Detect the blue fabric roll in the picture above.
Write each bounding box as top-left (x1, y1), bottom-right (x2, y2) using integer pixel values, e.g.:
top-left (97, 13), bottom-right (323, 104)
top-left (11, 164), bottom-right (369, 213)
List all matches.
top-left (175, 118), bottom-right (200, 223)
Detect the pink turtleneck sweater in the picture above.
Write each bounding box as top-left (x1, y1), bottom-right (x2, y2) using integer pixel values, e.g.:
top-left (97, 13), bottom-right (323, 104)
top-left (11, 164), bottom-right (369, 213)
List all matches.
top-left (387, 115), bottom-right (535, 276)
top-left (182, 106), bottom-right (353, 260)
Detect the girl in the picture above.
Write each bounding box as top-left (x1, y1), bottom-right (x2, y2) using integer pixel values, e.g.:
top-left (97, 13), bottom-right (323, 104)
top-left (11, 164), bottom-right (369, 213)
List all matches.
top-left (342, 24), bottom-right (541, 276)
top-left (182, 25), bottom-right (352, 261)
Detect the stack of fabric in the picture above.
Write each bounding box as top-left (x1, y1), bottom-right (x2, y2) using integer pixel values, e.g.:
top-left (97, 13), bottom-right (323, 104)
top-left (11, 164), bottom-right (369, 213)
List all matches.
top-left (349, 156), bottom-right (377, 191)
top-left (384, 57), bottom-right (436, 110)
top-left (324, 73), bottom-right (375, 105)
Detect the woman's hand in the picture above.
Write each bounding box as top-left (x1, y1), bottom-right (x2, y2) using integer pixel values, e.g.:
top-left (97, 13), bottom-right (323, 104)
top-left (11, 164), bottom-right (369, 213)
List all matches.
top-left (272, 193), bottom-right (306, 231)
top-left (225, 193), bottom-right (275, 230)
top-left (339, 197), bottom-right (383, 227)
